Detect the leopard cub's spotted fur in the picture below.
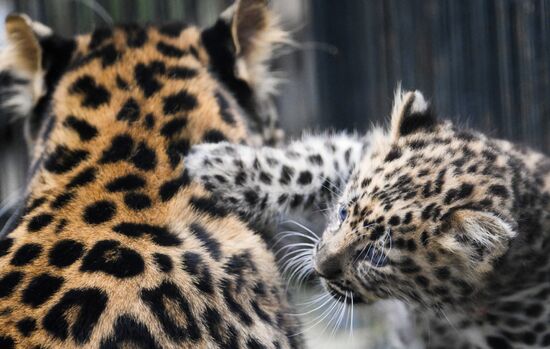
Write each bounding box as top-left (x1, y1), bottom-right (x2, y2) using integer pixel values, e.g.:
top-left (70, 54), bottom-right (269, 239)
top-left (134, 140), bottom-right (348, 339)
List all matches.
top-left (187, 89), bottom-right (550, 349)
top-left (0, 1), bottom-right (303, 348)
top-left (185, 133), bottom-right (365, 226)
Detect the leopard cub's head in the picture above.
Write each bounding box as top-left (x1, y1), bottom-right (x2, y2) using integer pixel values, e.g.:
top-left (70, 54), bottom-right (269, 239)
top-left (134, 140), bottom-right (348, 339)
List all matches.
top-left (315, 89), bottom-right (517, 311)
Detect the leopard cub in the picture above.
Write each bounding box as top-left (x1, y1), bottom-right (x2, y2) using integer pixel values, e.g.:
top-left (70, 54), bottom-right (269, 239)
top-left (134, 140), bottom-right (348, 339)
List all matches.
top-left (187, 89), bottom-right (550, 349)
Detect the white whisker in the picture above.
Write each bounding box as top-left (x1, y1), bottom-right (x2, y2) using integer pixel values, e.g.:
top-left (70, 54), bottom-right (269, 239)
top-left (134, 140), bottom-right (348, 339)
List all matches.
top-left (330, 293), bottom-right (348, 338)
top-left (280, 249), bottom-right (312, 268)
top-left (290, 293), bottom-right (332, 316)
top-left (274, 231), bottom-right (309, 244)
top-left (320, 176), bottom-right (344, 195)
top-left (440, 309), bottom-right (458, 333)
top-left (322, 298), bottom-right (344, 338)
top-left (279, 249), bottom-right (311, 265)
top-left (286, 259), bottom-right (312, 285)
top-left (281, 258), bottom-right (311, 279)
top-left (277, 230), bottom-right (319, 244)
top-left (275, 242), bottom-right (315, 254)
top-left (297, 296), bottom-right (336, 328)
top-left (350, 292), bottom-right (354, 338)
top-left (275, 248), bottom-right (313, 258)
top-left (280, 221), bottom-right (320, 240)
top-left (294, 263), bottom-right (314, 289)
top-left (352, 243), bottom-right (369, 264)
top-left (375, 232), bottom-right (389, 267)
top-left (293, 295), bottom-right (342, 336)
top-left (318, 296), bottom-right (346, 337)
top-left (320, 182), bottom-right (340, 198)
top-left (295, 291), bottom-right (330, 306)
top-left (365, 243), bottom-right (375, 273)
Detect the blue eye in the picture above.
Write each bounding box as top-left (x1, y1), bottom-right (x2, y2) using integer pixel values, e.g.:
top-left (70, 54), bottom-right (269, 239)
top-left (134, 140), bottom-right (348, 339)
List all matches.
top-left (339, 206), bottom-right (348, 221)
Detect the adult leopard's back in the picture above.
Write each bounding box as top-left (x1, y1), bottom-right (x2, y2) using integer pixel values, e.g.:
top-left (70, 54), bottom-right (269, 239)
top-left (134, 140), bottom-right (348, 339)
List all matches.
top-left (0, 1), bottom-right (301, 348)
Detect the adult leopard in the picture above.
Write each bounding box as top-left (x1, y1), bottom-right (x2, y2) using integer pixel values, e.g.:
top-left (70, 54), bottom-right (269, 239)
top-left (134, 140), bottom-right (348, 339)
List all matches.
top-left (0, 1), bottom-right (302, 348)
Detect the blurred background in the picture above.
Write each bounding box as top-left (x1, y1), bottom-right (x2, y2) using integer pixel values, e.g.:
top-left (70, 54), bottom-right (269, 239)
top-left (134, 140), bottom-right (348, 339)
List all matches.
top-left (0, 0), bottom-right (548, 347)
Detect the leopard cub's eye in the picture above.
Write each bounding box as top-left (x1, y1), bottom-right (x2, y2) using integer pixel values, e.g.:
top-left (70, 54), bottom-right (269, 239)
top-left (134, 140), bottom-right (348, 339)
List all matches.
top-left (338, 206), bottom-right (348, 222)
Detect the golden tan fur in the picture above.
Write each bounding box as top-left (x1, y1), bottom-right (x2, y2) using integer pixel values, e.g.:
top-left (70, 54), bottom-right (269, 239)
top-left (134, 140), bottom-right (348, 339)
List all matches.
top-left (0, 4), bottom-right (301, 348)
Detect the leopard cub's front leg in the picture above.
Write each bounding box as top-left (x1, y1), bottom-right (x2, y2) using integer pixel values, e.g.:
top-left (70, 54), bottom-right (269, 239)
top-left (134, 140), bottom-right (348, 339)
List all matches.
top-left (185, 134), bottom-right (365, 225)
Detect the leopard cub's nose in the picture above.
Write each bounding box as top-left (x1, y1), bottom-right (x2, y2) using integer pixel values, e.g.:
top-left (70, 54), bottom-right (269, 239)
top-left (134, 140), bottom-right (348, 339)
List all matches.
top-left (314, 248), bottom-right (343, 280)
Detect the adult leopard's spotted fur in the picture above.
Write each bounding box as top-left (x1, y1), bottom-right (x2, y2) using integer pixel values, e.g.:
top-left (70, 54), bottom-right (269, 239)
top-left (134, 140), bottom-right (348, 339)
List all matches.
top-left (0, 1), bottom-right (303, 348)
top-left (186, 89), bottom-right (550, 348)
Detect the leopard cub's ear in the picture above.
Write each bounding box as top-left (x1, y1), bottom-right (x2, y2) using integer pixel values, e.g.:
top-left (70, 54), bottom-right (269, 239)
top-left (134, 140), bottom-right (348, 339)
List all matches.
top-left (390, 88), bottom-right (435, 142)
top-left (438, 210), bottom-right (516, 275)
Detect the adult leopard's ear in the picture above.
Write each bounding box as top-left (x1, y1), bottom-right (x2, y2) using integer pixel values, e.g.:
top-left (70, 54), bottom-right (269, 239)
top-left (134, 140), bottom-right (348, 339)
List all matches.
top-left (4, 14), bottom-right (43, 73)
top-left (0, 14), bottom-right (46, 122)
top-left (201, 0), bottom-right (287, 145)
top-left (226, 0), bottom-right (286, 89)
top-left (438, 210), bottom-right (516, 275)
top-left (390, 88), bottom-right (435, 142)
top-left (1, 14), bottom-right (76, 145)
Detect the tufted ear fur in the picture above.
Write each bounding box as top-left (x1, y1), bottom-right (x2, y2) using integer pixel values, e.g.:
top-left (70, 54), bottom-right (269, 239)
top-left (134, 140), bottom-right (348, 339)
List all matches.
top-left (390, 88), bottom-right (435, 142)
top-left (1, 14), bottom-right (76, 146)
top-left (202, 0), bottom-right (287, 145)
top-left (439, 210), bottom-right (516, 274)
top-left (5, 14), bottom-right (43, 73)
top-left (0, 14), bottom-right (47, 122)
top-left (225, 0), bottom-right (287, 93)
